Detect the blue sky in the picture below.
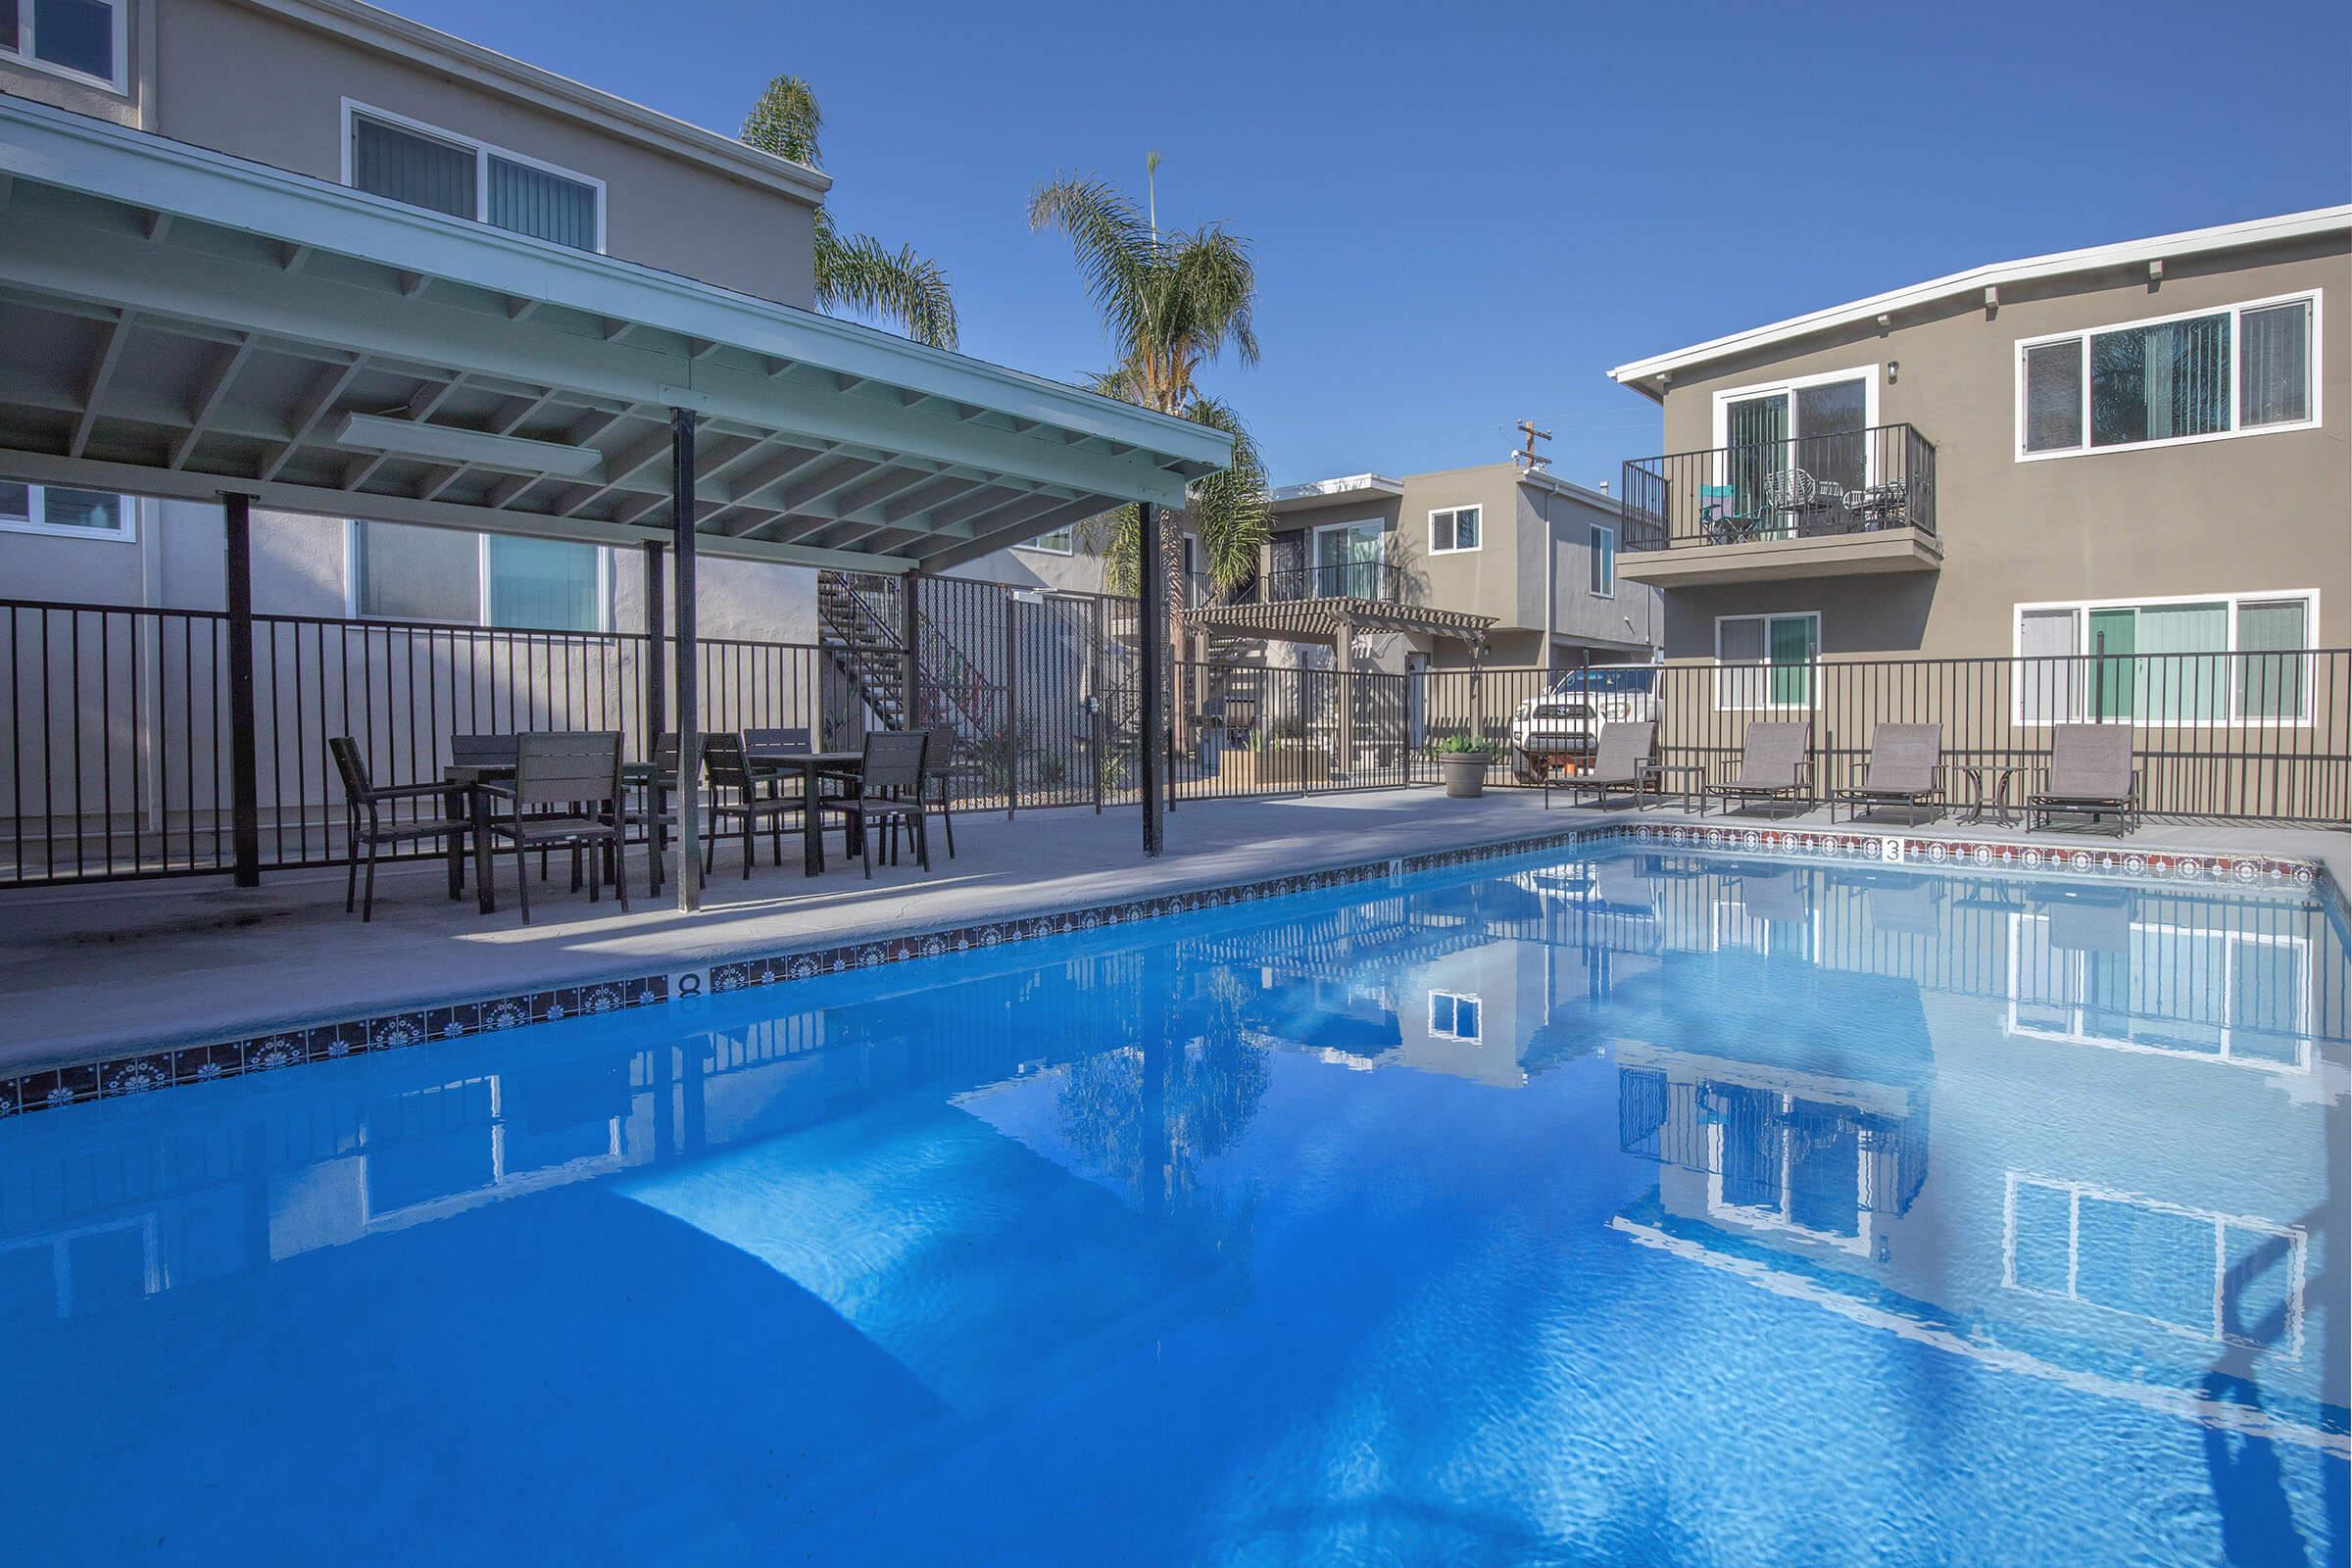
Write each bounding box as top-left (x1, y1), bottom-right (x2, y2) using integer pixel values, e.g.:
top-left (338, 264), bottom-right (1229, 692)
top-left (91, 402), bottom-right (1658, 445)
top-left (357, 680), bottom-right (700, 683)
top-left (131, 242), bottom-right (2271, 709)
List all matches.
top-left (399, 0), bottom-right (2350, 491)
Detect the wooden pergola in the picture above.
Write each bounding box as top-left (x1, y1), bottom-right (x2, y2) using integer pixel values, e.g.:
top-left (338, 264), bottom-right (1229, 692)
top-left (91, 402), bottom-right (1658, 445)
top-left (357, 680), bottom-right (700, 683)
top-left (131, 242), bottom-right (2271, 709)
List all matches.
top-left (0, 96), bottom-right (1228, 903)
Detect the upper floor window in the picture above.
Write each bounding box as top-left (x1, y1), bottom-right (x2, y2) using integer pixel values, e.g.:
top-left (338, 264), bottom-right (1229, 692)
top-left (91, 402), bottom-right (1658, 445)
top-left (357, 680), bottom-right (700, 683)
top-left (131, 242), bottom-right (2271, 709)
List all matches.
top-left (1589, 523), bottom-right (1616, 597)
top-left (352, 521), bottom-right (608, 633)
top-left (0, 480), bottom-right (132, 540)
top-left (344, 103), bottom-right (606, 253)
top-left (1, 0), bottom-right (126, 93)
top-left (2016, 292), bottom-right (2320, 460)
top-left (1429, 505), bottom-right (1480, 554)
top-left (1017, 526), bottom-right (1074, 554)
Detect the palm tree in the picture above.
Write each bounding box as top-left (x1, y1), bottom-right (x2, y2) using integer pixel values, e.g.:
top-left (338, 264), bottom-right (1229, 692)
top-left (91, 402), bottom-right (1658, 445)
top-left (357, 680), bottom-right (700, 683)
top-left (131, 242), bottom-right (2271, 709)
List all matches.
top-left (1027, 161), bottom-right (1271, 600)
top-left (741, 74), bottom-right (957, 350)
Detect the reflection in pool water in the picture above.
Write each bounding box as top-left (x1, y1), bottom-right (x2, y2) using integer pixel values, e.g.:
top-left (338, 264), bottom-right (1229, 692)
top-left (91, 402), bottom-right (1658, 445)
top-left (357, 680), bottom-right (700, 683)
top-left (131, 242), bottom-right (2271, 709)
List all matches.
top-left (0, 848), bottom-right (2343, 1565)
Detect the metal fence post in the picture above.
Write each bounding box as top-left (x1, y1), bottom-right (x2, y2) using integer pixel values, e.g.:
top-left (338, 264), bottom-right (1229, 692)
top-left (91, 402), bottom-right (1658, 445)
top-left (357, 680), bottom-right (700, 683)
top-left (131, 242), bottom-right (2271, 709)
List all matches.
top-left (221, 492), bottom-right (261, 888)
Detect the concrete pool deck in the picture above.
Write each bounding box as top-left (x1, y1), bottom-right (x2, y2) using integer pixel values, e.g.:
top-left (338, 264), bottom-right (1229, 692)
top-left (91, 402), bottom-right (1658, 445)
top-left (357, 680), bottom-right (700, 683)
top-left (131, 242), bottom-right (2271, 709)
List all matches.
top-left (0, 787), bottom-right (2344, 1078)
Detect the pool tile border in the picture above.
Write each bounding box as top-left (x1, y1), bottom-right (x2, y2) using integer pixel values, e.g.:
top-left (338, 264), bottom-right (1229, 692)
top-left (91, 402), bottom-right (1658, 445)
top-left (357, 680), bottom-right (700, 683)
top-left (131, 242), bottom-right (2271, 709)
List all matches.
top-left (0, 820), bottom-right (2328, 1119)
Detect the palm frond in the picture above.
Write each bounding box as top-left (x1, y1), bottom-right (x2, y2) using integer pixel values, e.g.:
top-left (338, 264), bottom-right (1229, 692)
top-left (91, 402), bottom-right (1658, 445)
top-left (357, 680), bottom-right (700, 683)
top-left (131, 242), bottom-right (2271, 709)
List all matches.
top-left (1027, 175), bottom-right (1154, 382)
top-left (739, 74), bottom-right (823, 169)
top-left (815, 227), bottom-right (960, 350)
top-left (1177, 392), bottom-right (1271, 591)
top-left (1165, 226), bottom-right (1259, 370)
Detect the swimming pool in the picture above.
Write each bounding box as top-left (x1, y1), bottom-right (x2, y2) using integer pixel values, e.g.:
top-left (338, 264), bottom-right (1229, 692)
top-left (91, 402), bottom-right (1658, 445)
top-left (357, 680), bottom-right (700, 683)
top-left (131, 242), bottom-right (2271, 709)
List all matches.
top-left (2, 844), bottom-right (2344, 1565)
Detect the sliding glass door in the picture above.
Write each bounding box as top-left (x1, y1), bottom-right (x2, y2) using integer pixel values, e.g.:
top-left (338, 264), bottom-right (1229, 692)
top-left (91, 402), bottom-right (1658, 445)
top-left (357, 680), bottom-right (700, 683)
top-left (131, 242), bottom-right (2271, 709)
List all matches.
top-left (1718, 373), bottom-right (1871, 537)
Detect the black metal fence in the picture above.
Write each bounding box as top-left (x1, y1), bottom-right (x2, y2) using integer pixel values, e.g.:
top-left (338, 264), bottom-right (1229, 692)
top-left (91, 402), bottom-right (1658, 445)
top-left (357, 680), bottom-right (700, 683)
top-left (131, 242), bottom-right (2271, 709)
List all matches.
top-left (3, 588), bottom-right (2346, 889)
top-left (1620, 423), bottom-right (1936, 550)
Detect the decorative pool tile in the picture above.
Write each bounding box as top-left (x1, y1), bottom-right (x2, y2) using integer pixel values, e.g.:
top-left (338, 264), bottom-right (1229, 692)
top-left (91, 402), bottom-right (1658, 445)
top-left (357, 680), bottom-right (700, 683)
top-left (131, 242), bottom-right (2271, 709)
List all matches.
top-left (0, 819), bottom-right (2331, 1119)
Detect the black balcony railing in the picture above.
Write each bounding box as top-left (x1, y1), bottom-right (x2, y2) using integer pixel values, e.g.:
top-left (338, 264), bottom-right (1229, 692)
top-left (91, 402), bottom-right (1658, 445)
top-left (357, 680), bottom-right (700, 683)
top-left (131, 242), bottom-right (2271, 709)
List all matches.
top-left (1190, 560), bottom-right (1403, 608)
top-left (1619, 423), bottom-right (1936, 552)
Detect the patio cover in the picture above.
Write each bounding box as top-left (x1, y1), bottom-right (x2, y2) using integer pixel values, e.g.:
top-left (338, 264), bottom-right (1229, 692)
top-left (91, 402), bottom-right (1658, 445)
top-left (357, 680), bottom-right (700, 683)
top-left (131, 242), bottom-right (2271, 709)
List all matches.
top-left (0, 96), bottom-right (1228, 572)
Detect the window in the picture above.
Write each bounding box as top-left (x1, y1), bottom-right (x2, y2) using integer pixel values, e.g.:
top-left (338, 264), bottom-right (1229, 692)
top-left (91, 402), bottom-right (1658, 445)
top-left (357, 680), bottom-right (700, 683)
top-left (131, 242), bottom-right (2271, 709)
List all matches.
top-left (1428, 992), bottom-right (1481, 1043)
top-left (1714, 612), bottom-right (1818, 710)
top-left (344, 103), bottom-right (605, 252)
top-left (0, 480), bottom-right (132, 540)
top-left (1588, 523), bottom-right (1616, 597)
top-left (1713, 367), bottom-right (1878, 530)
top-left (351, 521), bottom-right (607, 632)
top-left (2012, 593), bottom-right (2314, 724)
top-left (1312, 520), bottom-right (1384, 596)
top-left (1, 0), bottom-right (126, 92)
top-left (1429, 505), bottom-right (1480, 554)
top-left (1017, 526), bottom-right (1074, 555)
top-left (2016, 293), bottom-right (2320, 459)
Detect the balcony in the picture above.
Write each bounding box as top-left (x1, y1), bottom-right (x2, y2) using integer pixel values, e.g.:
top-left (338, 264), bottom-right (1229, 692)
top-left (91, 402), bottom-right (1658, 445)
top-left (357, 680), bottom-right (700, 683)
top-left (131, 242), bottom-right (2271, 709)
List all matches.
top-left (1617, 423), bottom-right (1939, 587)
top-left (1191, 560), bottom-right (1406, 609)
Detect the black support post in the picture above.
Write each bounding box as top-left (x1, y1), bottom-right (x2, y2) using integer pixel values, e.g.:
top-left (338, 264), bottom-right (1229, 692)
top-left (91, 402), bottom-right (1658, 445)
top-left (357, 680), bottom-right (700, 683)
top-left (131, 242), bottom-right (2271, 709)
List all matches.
top-left (899, 569), bottom-right (921, 732)
top-left (670, 408), bottom-right (702, 911)
top-left (222, 492), bottom-right (261, 887)
top-left (1138, 500), bottom-right (1164, 857)
top-left (642, 540), bottom-right (667, 753)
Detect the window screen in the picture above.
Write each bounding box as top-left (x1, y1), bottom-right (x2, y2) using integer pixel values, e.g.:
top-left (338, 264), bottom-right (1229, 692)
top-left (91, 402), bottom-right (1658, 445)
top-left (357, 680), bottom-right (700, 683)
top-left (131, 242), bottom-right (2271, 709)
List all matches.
top-left (2236, 599), bottom-right (2309, 719)
top-left (2023, 341), bottom-right (2083, 453)
top-left (486, 156), bottom-right (599, 251)
top-left (2239, 300), bottom-right (2311, 428)
top-left (354, 521), bottom-right (479, 622)
top-left (351, 117), bottom-right (476, 220)
top-left (2018, 607), bottom-right (2079, 723)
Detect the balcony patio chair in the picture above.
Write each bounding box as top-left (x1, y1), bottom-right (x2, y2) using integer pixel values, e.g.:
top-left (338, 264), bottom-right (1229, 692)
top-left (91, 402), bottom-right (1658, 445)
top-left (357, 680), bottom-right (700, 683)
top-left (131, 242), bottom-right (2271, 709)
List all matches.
top-left (702, 731), bottom-right (810, 879)
top-left (1698, 484), bottom-right (1773, 545)
top-left (1546, 720), bottom-right (1658, 811)
top-left (485, 731), bottom-right (628, 923)
top-left (327, 737), bottom-right (470, 922)
top-left (2027, 724), bottom-right (2138, 837)
top-left (819, 730), bottom-right (933, 878)
top-left (1702, 722), bottom-right (1813, 818)
top-left (1829, 723), bottom-right (1943, 826)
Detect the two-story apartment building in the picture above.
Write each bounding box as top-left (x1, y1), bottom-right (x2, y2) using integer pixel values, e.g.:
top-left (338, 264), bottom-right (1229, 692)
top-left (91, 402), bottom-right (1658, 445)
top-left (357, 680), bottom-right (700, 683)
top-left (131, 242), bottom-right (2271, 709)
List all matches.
top-left (1183, 462), bottom-right (1660, 676)
top-left (1607, 209), bottom-right (2348, 707)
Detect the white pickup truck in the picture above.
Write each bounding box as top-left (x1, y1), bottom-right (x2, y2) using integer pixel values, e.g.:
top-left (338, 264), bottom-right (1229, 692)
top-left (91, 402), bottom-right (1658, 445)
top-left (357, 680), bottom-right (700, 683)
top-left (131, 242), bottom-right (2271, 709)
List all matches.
top-left (1508, 665), bottom-right (1663, 783)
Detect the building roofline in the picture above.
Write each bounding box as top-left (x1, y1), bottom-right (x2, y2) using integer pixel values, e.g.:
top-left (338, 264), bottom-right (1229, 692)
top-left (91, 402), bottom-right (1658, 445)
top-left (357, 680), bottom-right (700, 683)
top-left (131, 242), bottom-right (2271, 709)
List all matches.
top-left (234, 0), bottom-right (832, 206)
top-left (1608, 205), bottom-right (2352, 395)
top-left (1267, 472), bottom-right (1404, 511)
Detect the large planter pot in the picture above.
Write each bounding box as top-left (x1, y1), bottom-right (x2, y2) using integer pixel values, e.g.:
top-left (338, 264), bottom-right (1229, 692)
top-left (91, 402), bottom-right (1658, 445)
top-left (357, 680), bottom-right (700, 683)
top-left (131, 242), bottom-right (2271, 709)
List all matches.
top-left (1439, 753), bottom-right (1490, 799)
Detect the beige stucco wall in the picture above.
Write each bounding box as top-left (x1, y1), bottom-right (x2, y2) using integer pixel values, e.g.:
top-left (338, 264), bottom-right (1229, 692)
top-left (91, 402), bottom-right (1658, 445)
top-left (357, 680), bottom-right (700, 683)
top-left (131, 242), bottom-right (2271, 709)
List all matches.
top-left (1647, 233), bottom-right (2351, 661)
top-left (4, 0), bottom-right (818, 306)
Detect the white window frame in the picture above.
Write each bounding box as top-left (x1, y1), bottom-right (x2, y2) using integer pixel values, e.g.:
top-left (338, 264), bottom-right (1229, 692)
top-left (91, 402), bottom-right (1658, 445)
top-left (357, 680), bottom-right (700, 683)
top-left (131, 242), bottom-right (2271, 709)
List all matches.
top-left (1427, 990), bottom-right (1482, 1043)
top-left (2012, 289), bottom-right (2323, 463)
top-left (1427, 504), bottom-right (1481, 556)
top-left (1588, 522), bottom-right (1616, 598)
top-left (345, 520), bottom-right (612, 633)
top-left (339, 99), bottom-right (610, 254)
top-left (2, 0), bottom-right (129, 94)
top-left (1712, 611), bottom-right (1821, 712)
top-left (1015, 526), bottom-right (1074, 555)
top-left (2008, 588), bottom-right (2320, 726)
top-left (2002, 1170), bottom-right (2305, 1355)
top-left (0, 483), bottom-right (136, 542)
top-left (1709, 364), bottom-right (1882, 479)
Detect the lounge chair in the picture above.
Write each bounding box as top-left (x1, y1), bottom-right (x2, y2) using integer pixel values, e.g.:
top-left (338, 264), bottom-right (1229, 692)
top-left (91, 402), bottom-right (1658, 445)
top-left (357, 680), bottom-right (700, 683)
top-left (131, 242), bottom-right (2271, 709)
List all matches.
top-left (1829, 723), bottom-right (1943, 826)
top-left (1545, 720), bottom-right (1658, 811)
top-left (1702, 722), bottom-right (1812, 818)
top-left (327, 737), bottom-right (469, 921)
top-left (2028, 724), bottom-right (2137, 836)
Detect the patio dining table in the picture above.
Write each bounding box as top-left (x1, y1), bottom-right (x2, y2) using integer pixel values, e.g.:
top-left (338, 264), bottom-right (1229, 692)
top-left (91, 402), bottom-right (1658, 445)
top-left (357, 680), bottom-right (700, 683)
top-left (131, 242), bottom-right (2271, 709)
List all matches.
top-left (756, 752), bottom-right (866, 875)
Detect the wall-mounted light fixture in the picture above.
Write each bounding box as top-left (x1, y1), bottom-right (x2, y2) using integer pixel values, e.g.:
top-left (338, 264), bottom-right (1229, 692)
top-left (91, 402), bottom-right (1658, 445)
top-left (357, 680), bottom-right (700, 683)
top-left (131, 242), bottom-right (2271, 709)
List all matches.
top-left (1887, 361), bottom-right (1900, 384)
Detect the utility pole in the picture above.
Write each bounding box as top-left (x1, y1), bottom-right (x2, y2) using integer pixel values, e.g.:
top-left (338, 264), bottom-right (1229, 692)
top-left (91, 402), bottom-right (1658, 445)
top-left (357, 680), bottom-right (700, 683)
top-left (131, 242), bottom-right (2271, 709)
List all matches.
top-left (1512, 420), bottom-right (1553, 472)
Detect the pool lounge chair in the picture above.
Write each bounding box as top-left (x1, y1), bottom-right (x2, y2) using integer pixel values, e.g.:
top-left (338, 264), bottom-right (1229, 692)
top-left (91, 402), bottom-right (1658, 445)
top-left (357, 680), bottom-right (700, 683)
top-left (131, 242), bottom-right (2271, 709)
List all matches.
top-left (1545, 721), bottom-right (1658, 811)
top-left (1702, 722), bottom-right (1812, 818)
top-left (1829, 723), bottom-right (1943, 826)
top-left (2028, 724), bottom-right (2138, 836)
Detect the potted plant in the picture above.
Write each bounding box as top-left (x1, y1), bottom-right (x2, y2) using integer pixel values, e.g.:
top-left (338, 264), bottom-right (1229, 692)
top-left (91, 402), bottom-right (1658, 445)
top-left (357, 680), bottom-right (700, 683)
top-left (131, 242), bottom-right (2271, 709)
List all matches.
top-left (1433, 736), bottom-right (1494, 799)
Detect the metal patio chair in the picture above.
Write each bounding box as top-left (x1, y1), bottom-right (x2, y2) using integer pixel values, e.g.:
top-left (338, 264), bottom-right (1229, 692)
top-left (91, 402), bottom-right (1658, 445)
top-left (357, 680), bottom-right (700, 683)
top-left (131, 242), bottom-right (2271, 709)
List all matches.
top-left (485, 731), bottom-right (628, 923)
top-left (1703, 722), bottom-right (1813, 818)
top-left (2028, 724), bottom-right (2139, 837)
top-left (1829, 723), bottom-right (1944, 826)
top-left (1546, 721), bottom-right (1658, 811)
top-left (327, 737), bottom-right (470, 922)
top-left (819, 730), bottom-right (933, 878)
top-left (702, 731), bottom-right (811, 879)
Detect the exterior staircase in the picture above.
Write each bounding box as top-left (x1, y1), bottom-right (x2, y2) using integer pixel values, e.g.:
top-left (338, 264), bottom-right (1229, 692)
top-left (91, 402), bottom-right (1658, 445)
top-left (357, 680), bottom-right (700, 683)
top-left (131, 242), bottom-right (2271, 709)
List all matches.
top-left (815, 572), bottom-right (999, 752)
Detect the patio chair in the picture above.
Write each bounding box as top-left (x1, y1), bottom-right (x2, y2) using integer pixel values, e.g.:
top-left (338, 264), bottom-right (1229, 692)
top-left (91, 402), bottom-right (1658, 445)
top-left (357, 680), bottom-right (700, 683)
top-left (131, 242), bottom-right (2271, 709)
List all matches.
top-left (744, 726), bottom-right (811, 759)
top-left (2028, 723), bottom-right (2138, 837)
top-left (327, 737), bottom-right (470, 922)
top-left (1546, 720), bottom-right (1657, 811)
top-left (1698, 484), bottom-right (1772, 545)
top-left (820, 730), bottom-right (933, 878)
top-left (485, 731), bottom-right (628, 923)
top-left (1702, 722), bottom-right (1812, 818)
top-left (917, 729), bottom-right (974, 858)
top-left (702, 731), bottom-right (810, 879)
top-left (624, 731), bottom-right (698, 897)
top-left (1829, 723), bottom-right (1943, 826)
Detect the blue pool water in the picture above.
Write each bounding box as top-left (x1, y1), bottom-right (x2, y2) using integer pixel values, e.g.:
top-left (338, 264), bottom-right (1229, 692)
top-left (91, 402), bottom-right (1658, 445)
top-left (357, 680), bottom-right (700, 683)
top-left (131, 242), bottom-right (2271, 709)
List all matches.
top-left (2, 846), bottom-right (2345, 1566)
